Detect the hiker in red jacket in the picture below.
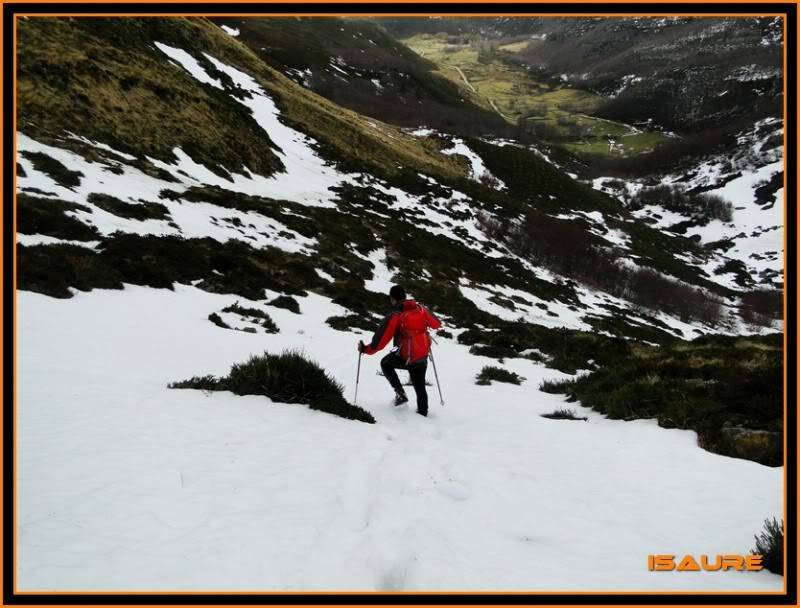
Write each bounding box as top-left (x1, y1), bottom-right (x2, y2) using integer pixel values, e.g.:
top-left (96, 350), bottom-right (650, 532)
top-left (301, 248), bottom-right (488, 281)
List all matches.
top-left (358, 285), bottom-right (441, 416)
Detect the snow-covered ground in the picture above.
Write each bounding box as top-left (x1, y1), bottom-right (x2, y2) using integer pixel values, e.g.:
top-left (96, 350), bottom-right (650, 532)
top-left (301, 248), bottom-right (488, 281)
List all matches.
top-left (442, 138), bottom-right (506, 189)
top-left (18, 285), bottom-right (783, 592)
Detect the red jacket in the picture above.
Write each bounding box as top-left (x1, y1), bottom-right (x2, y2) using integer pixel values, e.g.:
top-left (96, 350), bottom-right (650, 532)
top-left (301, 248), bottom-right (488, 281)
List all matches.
top-left (363, 300), bottom-right (441, 364)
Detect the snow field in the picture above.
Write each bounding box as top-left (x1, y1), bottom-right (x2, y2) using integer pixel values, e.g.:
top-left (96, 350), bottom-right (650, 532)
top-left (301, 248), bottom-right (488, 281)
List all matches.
top-left (18, 285), bottom-right (783, 591)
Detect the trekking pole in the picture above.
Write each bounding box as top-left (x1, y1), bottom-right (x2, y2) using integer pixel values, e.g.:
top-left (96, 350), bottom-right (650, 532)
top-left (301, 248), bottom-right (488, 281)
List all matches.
top-left (429, 347), bottom-right (444, 406)
top-left (354, 352), bottom-right (363, 406)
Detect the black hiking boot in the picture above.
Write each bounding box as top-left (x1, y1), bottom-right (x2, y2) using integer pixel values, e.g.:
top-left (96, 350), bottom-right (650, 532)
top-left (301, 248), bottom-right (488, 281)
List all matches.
top-left (394, 391), bottom-right (409, 406)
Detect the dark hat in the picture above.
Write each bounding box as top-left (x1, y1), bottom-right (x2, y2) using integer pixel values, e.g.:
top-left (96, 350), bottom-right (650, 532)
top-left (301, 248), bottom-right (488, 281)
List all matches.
top-left (389, 285), bottom-right (406, 301)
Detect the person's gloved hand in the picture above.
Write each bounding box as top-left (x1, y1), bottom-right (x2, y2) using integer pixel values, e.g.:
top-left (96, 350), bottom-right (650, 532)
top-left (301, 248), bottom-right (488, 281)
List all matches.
top-left (358, 340), bottom-right (365, 354)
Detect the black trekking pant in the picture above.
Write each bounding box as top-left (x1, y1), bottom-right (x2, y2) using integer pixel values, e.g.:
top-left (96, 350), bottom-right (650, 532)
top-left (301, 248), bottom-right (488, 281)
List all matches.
top-left (381, 351), bottom-right (429, 416)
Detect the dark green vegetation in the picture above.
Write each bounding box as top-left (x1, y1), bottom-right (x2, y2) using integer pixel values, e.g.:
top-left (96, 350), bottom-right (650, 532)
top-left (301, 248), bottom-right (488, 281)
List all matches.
top-left (207, 312), bottom-right (231, 329)
top-left (220, 301), bottom-right (279, 333)
top-left (542, 334), bottom-right (783, 465)
top-left (268, 295), bottom-right (300, 314)
top-left (17, 194), bottom-right (100, 241)
top-left (19, 151), bottom-right (83, 189)
top-left (18, 233), bottom-right (323, 300)
top-left (628, 185), bottom-right (733, 227)
top-left (87, 193), bottom-right (172, 222)
top-left (541, 408), bottom-right (588, 421)
top-left (752, 517), bottom-right (784, 575)
top-left (169, 349), bottom-right (375, 423)
top-left (459, 323), bottom-right (631, 375)
top-left (475, 366), bottom-right (525, 386)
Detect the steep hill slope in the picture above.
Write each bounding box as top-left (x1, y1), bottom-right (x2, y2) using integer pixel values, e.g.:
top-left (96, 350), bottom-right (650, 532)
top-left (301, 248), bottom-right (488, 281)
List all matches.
top-left (209, 17), bottom-right (511, 137)
top-left (15, 15), bottom-right (785, 593)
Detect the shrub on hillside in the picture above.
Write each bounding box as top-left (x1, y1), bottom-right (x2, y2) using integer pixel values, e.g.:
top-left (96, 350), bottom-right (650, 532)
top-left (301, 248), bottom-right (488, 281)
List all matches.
top-left (475, 366), bottom-right (525, 386)
top-left (628, 184), bottom-right (733, 223)
top-left (208, 312), bottom-right (230, 329)
top-left (221, 301), bottom-right (279, 333)
top-left (268, 295), bottom-right (301, 314)
top-left (17, 194), bottom-right (100, 241)
top-left (556, 335), bottom-right (783, 465)
top-left (169, 349), bottom-right (374, 423)
top-left (539, 378), bottom-right (575, 394)
top-left (740, 289), bottom-right (783, 325)
top-left (752, 517), bottom-right (783, 575)
top-left (497, 211), bottom-right (725, 327)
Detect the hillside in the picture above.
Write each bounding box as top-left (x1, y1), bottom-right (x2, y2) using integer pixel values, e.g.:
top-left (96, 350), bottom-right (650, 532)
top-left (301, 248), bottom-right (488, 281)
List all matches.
top-left (209, 17), bottom-right (511, 137)
top-left (15, 16), bottom-right (785, 593)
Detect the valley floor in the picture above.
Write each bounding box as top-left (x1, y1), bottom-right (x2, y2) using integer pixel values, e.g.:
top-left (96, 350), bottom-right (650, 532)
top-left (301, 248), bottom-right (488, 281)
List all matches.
top-left (18, 285), bottom-right (783, 592)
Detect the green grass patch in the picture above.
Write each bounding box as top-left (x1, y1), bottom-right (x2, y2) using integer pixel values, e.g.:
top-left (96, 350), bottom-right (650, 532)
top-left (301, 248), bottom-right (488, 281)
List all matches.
top-left (475, 365), bottom-right (525, 386)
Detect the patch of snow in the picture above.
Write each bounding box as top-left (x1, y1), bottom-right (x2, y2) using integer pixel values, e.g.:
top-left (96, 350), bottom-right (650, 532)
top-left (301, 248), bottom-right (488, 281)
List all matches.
top-left (16, 234), bottom-right (101, 249)
top-left (154, 42), bottom-right (224, 90)
top-left (316, 268), bottom-right (336, 283)
top-left (442, 139), bottom-right (505, 189)
top-left (364, 248), bottom-right (396, 295)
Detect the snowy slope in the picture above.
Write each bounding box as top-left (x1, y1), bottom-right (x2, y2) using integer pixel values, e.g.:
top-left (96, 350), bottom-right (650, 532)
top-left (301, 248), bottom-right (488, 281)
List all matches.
top-left (18, 285), bottom-right (783, 592)
top-left (589, 118), bottom-right (785, 292)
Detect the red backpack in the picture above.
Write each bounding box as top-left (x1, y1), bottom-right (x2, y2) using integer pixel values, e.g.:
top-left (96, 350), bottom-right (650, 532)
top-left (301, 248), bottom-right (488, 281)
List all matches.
top-left (397, 301), bottom-right (432, 364)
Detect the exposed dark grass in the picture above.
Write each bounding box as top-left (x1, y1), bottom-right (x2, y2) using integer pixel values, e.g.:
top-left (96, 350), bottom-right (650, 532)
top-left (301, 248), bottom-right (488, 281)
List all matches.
top-left (752, 517), bottom-right (783, 575)
top-left (87, 193), bottom-right (171, 222)
top-left (541, 408), bottom-right (587, 421)
top-left (459, 322), bottom-right (632, 375)
top-left (326, 314), bottom-right (377, 332)
top-left (169, 349), bottom-right (374, 423)
top-left (221, 301), bottom-right (269, 318)
top-left (18, 243), bottom-right (123, 298)
top-left (628, 184), bottom-right (733, 224)
top-left (18, 235), bottom-right (322, 301)
top-left (17, 194), bottom-right (100, 241)
top-left (555, 334), bottom-right (783, 465)
top-left (208, 312), bottom-right (230, 329)
top-left (475, 366), bottom-right (525, 386)
top-left (216, 302), bottom-right (279, 333)
top-left (268, 295), bottom-right (301, 314)
top-left (19, 151), bottom-right (83, 189)
top-left (538, 378), bottom-right (576, 394)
